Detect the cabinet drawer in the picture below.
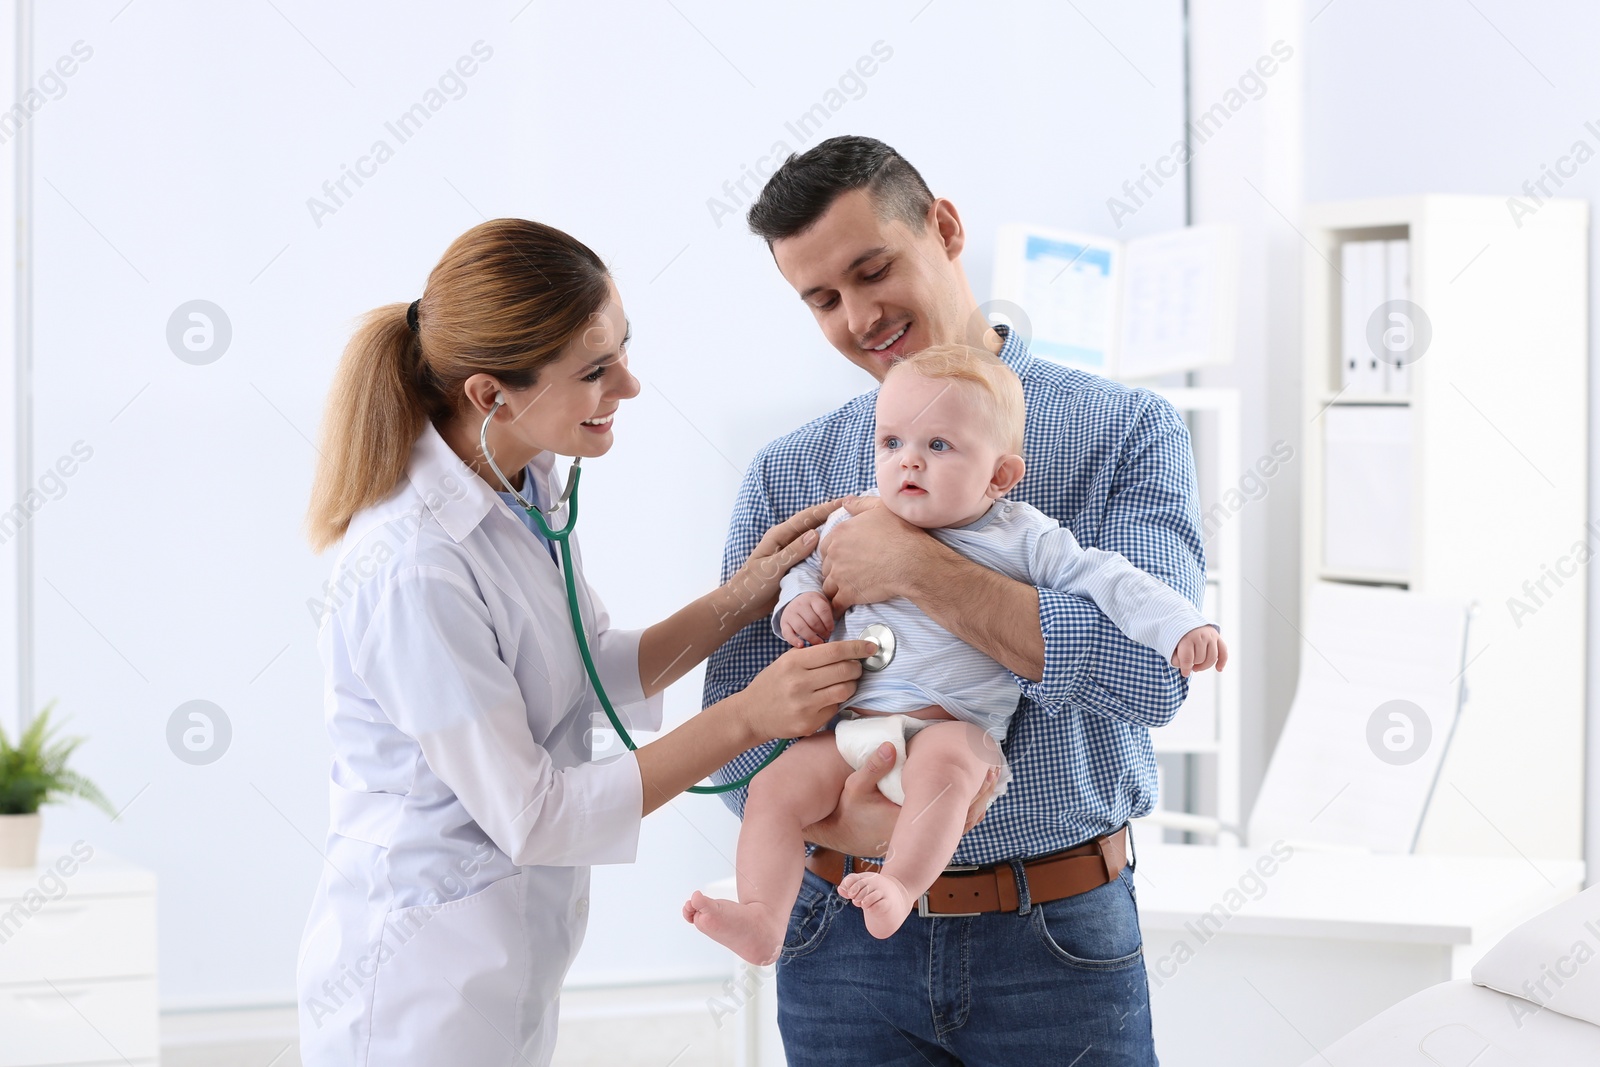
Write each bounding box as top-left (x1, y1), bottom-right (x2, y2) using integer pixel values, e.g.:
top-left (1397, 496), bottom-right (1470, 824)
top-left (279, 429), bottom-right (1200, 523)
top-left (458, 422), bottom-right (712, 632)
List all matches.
top-left (0, 895), bottom-right (155, 982)
top-left (0, 977), bottom-right (158, 1065)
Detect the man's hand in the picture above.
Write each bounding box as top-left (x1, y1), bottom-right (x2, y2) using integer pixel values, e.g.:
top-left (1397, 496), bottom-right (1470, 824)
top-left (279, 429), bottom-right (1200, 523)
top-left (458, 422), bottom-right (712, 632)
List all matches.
top-left (818, 496), bottom-right (939, 613)
top-left (780, 591), bottom-right (836, 648)
top-left (716, 497), bottom-right (843, 629)
top-left (1171, 625), bottom-right (1228, 678)
top-left (802, 741), bottom-right (1000, 857)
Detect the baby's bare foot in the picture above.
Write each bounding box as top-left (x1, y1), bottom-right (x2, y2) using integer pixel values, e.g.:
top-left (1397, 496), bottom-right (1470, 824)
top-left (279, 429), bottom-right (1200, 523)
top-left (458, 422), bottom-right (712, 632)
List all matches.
top-left (683, 890), bottom-right (784, 966)
top-left (837, 871), bottom-right (915, 939)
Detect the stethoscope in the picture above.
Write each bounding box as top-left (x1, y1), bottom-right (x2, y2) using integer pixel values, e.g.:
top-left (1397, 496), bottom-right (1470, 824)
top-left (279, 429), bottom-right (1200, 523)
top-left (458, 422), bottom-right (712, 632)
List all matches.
top-left (480, 397), bottom-right (896, 794)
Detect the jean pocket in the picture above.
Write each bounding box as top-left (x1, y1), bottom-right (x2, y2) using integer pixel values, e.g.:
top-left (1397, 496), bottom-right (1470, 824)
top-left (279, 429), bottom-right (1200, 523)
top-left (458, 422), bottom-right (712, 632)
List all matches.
top-left (1031, 868), bottom-right (1144, 971)
top-left (781, 870), bottom-right (840, 960)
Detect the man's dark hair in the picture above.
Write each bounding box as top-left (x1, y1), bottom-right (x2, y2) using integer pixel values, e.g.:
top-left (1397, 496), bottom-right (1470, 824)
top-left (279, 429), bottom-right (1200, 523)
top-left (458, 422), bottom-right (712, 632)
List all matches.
top-left (746, 135), bottom-right (935, 244)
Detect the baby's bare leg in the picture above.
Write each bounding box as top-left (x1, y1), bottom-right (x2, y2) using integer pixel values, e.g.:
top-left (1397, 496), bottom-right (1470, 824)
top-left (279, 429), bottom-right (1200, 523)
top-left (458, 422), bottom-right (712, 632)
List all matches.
top-left (682, 733), bottom-right (852, 966)
top-left (838, 720), bottom-right (997, 939)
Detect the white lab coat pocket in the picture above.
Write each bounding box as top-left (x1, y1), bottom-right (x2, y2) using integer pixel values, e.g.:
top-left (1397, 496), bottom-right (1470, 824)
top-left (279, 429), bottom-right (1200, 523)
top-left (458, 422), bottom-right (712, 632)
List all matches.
top-left (365, 870), bottom-right (544, 1066)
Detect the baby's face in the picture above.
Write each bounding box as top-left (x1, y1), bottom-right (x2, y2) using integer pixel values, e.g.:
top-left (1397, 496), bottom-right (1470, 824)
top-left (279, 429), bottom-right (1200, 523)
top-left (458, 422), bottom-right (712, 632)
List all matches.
top-left (873, 372), bottom-right (1010, 529)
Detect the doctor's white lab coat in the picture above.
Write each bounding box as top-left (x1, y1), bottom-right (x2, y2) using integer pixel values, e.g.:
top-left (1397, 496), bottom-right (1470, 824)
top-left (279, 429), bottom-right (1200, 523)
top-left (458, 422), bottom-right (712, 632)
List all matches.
top-left (296, 421), bottom-right (662, 1067)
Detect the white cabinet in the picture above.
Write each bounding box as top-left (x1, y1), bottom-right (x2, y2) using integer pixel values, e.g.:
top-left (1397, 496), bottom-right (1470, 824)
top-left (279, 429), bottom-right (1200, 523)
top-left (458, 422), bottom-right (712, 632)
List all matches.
top-left (0, 846), bottom-right (157, 1066)
top-left (1139, 842), bottom-right (1586, 1067)
top-left (1300, 195), bottom-right (1589, 861)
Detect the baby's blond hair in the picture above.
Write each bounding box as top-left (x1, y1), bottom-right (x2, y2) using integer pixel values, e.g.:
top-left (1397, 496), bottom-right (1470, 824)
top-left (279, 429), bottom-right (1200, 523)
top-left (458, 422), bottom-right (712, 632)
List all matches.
top-left (884, 343), bottom-right (1025, 454)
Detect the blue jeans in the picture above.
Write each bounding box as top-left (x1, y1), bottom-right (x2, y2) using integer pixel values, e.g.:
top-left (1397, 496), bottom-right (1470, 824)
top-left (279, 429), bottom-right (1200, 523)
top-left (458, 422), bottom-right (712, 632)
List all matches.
top-left (775, 858), bottom-right (1157, 1066)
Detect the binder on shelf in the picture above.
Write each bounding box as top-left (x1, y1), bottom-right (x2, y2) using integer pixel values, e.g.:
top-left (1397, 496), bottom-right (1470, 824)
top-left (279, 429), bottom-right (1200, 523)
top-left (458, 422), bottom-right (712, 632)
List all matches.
top-left (1339, 239), bottom-right (1390, 396)
top-left (1357, 240), bottom-right (1388, 394)
top-left (1383, 239), bottom-right (1411, 395)
top-left (1339, 242), bottom-right (1362, 391)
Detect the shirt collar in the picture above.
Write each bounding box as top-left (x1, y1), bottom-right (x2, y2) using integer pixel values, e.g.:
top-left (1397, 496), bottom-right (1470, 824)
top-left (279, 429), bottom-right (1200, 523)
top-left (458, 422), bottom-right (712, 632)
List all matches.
top-left (494, 468), bottom-right (544, 511)
top-left (993, 322), bottom-right (1036, 381)
top-left (406, 420), bottom-right (560, 544)
top-left (947, 497), bottom-right (1006, 533)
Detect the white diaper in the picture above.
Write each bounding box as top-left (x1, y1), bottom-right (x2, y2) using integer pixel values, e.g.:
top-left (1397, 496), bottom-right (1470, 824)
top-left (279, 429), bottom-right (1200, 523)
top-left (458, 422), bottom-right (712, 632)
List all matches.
top-left (832, 711), bottom-right (1011, 807)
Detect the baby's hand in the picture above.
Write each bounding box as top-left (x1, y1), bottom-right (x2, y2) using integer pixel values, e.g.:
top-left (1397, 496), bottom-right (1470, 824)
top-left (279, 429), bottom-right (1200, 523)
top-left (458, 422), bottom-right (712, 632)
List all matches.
top-left (780, 591), bottom-right (836, 648)
top-left (1171, 626), bottom-right (1228, 678)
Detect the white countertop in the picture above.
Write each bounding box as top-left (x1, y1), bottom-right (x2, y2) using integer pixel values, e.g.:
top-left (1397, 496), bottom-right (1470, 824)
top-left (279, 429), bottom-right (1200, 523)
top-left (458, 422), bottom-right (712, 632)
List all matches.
top-left (1131, 840), bottom-right (1585, 946)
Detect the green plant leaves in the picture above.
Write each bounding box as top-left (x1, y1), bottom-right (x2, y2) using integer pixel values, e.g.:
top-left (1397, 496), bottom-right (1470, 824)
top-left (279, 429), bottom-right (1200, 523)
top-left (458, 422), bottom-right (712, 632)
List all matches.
top-left (0, 699), bottom-right (116, 818)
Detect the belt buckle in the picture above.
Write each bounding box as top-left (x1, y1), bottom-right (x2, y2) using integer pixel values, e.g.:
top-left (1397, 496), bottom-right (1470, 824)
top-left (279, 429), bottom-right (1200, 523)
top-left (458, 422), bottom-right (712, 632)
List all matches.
top-left (916, 863), bottom-right (983, 918)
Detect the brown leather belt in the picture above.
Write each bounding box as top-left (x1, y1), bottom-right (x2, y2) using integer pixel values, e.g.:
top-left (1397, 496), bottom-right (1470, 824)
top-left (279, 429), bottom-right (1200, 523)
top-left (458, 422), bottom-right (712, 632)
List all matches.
top-left (805, 825), bottom-right (1130, 917)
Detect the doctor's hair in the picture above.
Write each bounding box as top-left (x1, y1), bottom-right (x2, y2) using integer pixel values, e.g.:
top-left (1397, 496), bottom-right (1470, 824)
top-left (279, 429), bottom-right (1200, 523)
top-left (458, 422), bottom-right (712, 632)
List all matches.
top-left (746, 135), bottom-right (934, 244)
top-left (305, 217), bottom-right (611, 552)
top-left (883, 344), bottom-right (1025, 455)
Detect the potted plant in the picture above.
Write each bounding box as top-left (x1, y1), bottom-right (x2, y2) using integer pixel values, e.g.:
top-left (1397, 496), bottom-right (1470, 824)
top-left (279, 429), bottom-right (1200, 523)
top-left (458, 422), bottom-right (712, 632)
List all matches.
top-left (0, 700), bottom-right (116, 867)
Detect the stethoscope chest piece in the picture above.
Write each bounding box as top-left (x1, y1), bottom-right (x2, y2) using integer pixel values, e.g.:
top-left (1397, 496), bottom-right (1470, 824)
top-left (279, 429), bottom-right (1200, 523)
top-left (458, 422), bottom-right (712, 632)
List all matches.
top-left (859, 622), bottom-right (897, 672)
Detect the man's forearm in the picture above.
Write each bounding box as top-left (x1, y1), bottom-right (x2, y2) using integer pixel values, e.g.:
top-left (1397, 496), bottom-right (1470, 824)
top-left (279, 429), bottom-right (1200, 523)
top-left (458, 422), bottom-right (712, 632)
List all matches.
top-left (905, 542), bottom-right (1045, 682)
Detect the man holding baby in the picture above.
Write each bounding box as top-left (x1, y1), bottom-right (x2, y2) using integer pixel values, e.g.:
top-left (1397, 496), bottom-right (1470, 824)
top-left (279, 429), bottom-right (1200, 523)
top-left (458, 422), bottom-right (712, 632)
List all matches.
top-left (698, 135), bottom-right (1211, 1066)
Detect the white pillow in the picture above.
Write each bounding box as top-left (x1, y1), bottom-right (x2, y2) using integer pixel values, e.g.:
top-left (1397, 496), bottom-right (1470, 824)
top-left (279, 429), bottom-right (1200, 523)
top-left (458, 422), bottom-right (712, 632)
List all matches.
top-left (1471, 882), bottom-right (1600, 1028)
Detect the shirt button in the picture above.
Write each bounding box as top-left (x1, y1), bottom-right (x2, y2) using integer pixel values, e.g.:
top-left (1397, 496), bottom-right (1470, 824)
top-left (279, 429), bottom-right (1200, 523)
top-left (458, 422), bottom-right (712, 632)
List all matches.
top-left (575, 897), bottom-right (589, 919)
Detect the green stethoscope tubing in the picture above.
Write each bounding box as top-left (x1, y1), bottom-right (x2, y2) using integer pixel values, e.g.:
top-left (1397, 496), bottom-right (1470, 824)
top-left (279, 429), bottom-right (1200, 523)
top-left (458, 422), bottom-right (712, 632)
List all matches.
top-left (475, 397), bottom-right (793, 794)
top-left (527, 470), bottom-right (791, 794)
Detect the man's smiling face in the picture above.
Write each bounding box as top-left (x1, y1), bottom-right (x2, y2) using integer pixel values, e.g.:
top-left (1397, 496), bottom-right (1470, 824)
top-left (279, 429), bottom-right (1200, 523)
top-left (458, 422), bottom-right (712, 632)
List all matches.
top-left (771, 188), bottom-right (969, 382)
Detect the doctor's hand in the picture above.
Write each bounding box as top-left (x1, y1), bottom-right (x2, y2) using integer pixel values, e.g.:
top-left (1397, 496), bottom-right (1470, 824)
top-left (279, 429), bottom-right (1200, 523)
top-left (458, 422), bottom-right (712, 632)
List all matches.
top-left (803, 742), bottom-right (1000, 859)
top-left (718, 497), bottom-right (847, 630)
top-left (735, 638), bottom-right (878, 744)
top-left (818, 495), bottom-right (938, 614)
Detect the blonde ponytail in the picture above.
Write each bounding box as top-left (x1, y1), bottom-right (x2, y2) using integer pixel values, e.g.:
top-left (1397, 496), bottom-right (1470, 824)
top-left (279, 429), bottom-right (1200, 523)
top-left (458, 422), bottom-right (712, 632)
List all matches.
top-left (304, 305), bottom-right (430, 551)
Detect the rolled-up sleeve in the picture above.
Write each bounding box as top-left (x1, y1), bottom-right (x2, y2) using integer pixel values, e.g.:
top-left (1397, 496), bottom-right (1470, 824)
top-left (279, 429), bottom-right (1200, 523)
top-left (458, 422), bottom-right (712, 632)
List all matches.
top-left (1025, 523), bottom-right (1212, 661)
top-left (355, 565), bottom-right (645, 867)
top-left (1011, 397), bottom-right (1205, 729)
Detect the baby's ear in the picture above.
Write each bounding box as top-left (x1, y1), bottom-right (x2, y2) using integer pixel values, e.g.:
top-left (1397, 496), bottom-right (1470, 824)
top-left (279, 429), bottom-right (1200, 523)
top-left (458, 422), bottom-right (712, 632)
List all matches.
top-left (989, 454), bottom-right (1026, 497)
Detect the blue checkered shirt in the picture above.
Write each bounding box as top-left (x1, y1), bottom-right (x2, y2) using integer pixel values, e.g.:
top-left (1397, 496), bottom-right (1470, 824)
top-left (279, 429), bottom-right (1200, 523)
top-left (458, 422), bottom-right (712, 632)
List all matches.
top-left (702, 326), bottom-right (1206, 865)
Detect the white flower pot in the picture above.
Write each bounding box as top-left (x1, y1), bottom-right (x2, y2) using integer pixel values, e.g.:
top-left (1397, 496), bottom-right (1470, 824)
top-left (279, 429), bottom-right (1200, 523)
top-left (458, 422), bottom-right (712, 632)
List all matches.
top-left (0, 812), bottom-right (42, 867)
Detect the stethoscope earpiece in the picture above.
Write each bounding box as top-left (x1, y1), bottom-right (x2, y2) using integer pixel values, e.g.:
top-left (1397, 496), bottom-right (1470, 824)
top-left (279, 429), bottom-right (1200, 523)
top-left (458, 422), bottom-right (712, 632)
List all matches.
top-left (477, 402), bottom-right (580, 527)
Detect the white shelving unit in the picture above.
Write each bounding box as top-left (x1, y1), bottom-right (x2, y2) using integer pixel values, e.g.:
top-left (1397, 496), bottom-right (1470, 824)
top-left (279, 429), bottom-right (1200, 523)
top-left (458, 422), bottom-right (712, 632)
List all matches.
top-left (1149, 387), bottom-right (1243, 844)
top-left (1300, 195), bottom-right (1588, 861)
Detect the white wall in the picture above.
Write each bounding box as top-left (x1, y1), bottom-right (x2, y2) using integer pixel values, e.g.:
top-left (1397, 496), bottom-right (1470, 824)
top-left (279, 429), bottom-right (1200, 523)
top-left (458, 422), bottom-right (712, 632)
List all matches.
top-left (22, 0), bottom-right (1187, 1007)
top-left (0, 0), bottom-right (21, 744)
top-left (1187, 0), bottom-right (1306, 827)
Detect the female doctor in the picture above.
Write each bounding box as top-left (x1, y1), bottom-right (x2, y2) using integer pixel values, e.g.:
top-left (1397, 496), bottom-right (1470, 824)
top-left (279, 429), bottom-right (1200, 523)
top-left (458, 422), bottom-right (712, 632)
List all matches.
top-left (295, 218), bottom-right (872, 1066)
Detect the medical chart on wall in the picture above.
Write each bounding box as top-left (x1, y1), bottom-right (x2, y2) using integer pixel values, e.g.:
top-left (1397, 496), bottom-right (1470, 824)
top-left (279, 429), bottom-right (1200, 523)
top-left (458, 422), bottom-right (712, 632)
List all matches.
top-left (1120, 226), bottom-right (1236, 378)
top-left (990, 222), bottom-right (1237, 379)
top-left (997, 231), bottom-right (1118, 368)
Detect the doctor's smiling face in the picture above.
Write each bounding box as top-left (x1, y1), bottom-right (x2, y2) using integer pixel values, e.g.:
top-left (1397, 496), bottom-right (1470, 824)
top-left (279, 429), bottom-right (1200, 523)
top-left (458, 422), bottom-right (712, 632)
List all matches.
top-left (769, 187), bottom-right (995, 382)
top-left (462, 276), bottom-right (640, 478)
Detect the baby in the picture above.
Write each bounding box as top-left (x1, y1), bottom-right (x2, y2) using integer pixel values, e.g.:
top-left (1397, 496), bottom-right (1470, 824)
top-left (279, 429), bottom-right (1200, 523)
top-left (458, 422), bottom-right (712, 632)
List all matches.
top-left (684, 344), bottom-right (1226, 963)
